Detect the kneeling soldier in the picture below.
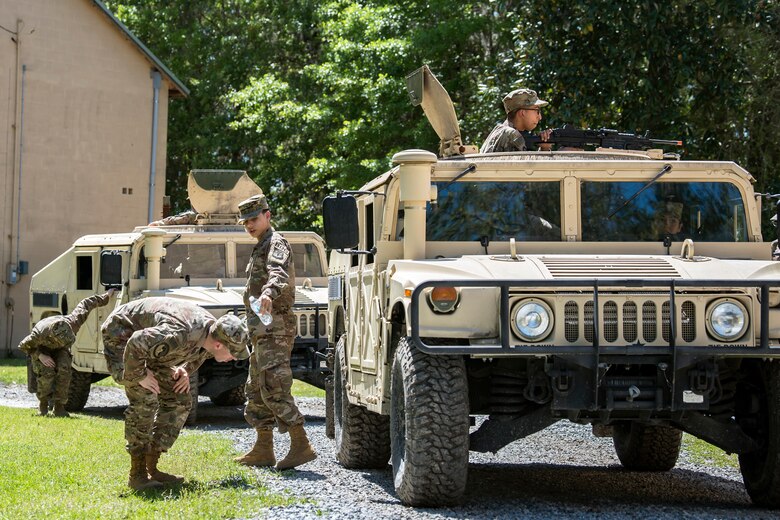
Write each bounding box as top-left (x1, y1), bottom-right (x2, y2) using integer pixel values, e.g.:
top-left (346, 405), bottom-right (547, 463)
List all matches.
top-left (19, 289), bottom-right (115, 417)
top-left (101, 297), bottom-right (249, 491)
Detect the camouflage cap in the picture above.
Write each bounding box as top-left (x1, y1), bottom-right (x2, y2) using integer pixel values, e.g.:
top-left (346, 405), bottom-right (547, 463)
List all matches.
top-left (211, 314), bottom-right (250, 360)
top-left (37, 316), bottom-right (76, 347)
top-left (237, 194), bottom-right (269, 224)
top-left (502, 88), bottom-right (549, 113)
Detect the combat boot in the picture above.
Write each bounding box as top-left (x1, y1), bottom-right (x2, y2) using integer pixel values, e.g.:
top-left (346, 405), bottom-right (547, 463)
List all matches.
top-left (275, 425), bottom-right (317, 470)
top-left (146, 451), bottom-right (184, 484)
top-left (52, 402), bottom-right (70, 417)
top-left (234, 429), bottom-right (275, 467)
top-left (38, 400), bottom-right (49, 416)
top-left (128, 454), bottom-right (163, 491)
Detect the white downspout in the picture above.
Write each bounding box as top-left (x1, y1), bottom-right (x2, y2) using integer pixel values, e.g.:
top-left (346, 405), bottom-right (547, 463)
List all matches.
top-left (147, 70), bottom-right (161, 223)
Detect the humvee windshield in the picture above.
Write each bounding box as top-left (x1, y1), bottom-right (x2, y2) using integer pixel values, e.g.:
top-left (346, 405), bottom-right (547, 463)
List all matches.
top-left (582, 181), bottom-right (748, 242)
top-left (423, 179), bottom-right (748, 243)
top-left (161, 244), bottom-right (226, 278)
top-left (426, 181), bottom-right (562, 241)
top-left (236, 243), bottom-right (325, 278)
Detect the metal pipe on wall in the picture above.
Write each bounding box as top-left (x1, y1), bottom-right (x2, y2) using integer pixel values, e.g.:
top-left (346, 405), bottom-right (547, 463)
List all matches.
top-left (147, 70), bottom-right (161, 223)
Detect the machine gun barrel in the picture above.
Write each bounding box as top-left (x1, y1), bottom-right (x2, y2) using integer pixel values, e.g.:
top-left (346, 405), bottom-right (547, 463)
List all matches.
top-left (521, 126), bottom-right (683, 151)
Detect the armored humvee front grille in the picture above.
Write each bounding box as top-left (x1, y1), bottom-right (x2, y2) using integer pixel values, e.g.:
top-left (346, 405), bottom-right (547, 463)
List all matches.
top-left (295, 311), bottom-right (327, 338)
top-left (560, 296), bottom-right (699, 345)
top-left (411, 279), bottom-right (778, 356)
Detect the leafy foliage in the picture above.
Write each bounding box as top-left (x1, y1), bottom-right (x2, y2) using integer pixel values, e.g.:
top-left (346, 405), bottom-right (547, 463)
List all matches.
top-left (104, 0), bottom-right (780, 233)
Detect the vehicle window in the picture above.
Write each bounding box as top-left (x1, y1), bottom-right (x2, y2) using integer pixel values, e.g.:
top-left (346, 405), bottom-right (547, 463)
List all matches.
top-left (426, 181), bottom-right (562, 241)
top-left (236, 242), bottom-right (324, 278)
top-left (161, 244), bottom-right (226, 278)
top-left (581, 181), bottom-right (748, 242)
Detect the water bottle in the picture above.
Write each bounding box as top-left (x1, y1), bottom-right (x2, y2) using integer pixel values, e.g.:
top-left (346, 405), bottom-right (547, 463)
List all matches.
top-left (249, 295), bottom-right (272, 326)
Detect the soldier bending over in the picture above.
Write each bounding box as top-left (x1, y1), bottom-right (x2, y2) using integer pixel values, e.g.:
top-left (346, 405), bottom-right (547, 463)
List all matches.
top-left (19, 289), bottom-right (115, 417)
top-left (102, 298), bottom-right (249, 490)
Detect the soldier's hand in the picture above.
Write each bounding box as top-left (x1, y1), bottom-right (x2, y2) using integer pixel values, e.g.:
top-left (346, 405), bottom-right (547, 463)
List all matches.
top-left (539, 128), bottom-right (553, 151)
top-left (139, 369), bottom-right (160, 394)
top-left (106, 288), bottom-right (117, 298)
top-left (260, 294), bottom-right (273, 315)
top-left (172, 366), bottom-right (190, 394)
top-left (38, 353), bottom-right (55, 368)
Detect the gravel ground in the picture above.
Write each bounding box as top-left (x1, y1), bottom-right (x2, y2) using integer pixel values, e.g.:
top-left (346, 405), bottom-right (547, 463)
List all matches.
top-left (1, 382), bottom-right (776, 519)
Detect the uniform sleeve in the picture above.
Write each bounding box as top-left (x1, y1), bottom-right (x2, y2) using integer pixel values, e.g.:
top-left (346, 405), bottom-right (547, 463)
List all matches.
top-left (122, 325), bottom-right (187, 384)
top-left (18, 332), bottom-right (43, 356)
top-left (66, 293), bottom-right (111, 335)
top-left (262, 237), bottom-right (292, 301)
top-left (150, 210), bottom-right (197, 226)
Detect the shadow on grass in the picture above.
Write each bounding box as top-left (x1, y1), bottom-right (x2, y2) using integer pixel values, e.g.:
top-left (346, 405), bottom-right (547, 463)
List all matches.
top-left (121, 474), bottom-right (255, 501)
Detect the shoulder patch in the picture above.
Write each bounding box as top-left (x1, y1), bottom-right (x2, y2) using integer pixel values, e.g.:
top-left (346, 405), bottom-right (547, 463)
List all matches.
top-left (270, 241), bottom-right (290, 264)
top-left (151, 343), bottom-right (170, 359)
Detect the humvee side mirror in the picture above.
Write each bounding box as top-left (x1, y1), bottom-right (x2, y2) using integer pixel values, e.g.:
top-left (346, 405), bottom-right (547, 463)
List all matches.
top-left (323, 194), bottom-right (359, 251)
top-left (100, 251), bottom-right (122, 288)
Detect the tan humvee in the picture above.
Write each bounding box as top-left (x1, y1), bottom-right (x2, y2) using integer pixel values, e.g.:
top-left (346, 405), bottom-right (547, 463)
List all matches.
top-left (29, 170), bottom-right (328, 422)
top-left (322, 66), bottom-right (780, 508)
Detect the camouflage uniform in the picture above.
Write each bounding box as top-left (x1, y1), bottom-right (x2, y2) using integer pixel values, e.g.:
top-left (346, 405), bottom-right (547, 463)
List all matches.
top-left (149, 210), bottom-right (197, 226)
top-left (243, 226), bottom-right (303, 432)
top-left (101, 298), bottom-right (217, 455)
top-left (19, 293), bottom-right (111, 409)
top-left (480, 120), bottom-right (527, 153)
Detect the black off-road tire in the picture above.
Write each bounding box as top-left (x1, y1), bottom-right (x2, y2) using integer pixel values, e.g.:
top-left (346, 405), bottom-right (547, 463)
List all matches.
top-left (334, 336), bottom-right (390, 468)
top-left (613, 422), bottom-right (682, 471)
top-left (185, 371), bottom-right (199, 425)
top-left (65, 369), bottom-right (93, 412)
top-left (390, 337), bottom-right (469, 507)
top-left (738, 361), bottom-right (780, 508)
top-left (210, 385), bottom-right (245, 406)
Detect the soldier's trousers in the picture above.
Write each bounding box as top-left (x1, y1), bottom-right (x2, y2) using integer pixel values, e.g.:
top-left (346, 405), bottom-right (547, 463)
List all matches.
top-left (123, 367), bottom-right (191, 455)
top-left (244, 334), bottom-right (304, 431)
top-left (31, 350), bottom-right (72, 405)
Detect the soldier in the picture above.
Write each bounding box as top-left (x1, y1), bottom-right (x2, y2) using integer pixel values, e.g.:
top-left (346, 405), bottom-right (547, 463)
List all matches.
top-left (481, 88), bottom-right (552, 153)
top-left (148, 210), bottom-right (197, 226)
top-left (101, 298), bottom-right (249, 491)
top-left (19, 289), bottom-right (116, 417)
top-left (234, 194), bottom-right (317, 470)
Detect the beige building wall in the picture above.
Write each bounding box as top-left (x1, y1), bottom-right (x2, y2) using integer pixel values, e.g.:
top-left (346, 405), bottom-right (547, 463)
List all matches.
top-left (0, 0), bottom-right (185, 353)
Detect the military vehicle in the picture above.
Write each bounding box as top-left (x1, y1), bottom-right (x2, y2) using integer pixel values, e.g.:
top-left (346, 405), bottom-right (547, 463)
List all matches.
top-left (28, 170), bottom-right (328, 422)
top-left (322, 66), bottom-right (780, 508)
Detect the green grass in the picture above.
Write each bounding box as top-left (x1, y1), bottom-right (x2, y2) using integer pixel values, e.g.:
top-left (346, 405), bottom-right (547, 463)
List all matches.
top-left (0, 358), bottom-right (325, 396)
top-left (0, 357), bottom-right (26, 385)
top-left (683, 433), bottom-right (739, 469)
top-left (0, 407), bottom-right (294, 519)
top-left (291, 380), bottom-right (326, 398)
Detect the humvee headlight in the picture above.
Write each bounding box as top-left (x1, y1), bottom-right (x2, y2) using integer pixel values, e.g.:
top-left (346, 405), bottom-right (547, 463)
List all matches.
top-left (512, 299), bottom-right (553, 342)
top-left (706, 300), bottom-right (747, 341)
top-left (427, 286), bottom-right (459, 313)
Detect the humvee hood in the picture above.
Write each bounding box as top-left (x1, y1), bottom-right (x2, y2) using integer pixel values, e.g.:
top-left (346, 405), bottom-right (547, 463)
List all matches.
top-left (159, 287), bottom-right (244, 309)
top-left (389, 254), bottom-right (780, 287)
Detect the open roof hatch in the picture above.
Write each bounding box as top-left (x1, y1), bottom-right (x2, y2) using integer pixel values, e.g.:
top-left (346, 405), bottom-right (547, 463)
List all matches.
top-left (405, 65), bottom-right (477, 158)
top-left (187, 169), bottom-right (263, 217)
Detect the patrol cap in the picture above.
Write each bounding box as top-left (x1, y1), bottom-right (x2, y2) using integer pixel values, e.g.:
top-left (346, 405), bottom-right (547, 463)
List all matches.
top-left (37, 316), bottom-right (76, 347)
top-left (503, 88), bottom-right (549, 113)
top-left (237, 194), bottom-right (269, 224)
top-left (211, 314), bottom-right (250, 360)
